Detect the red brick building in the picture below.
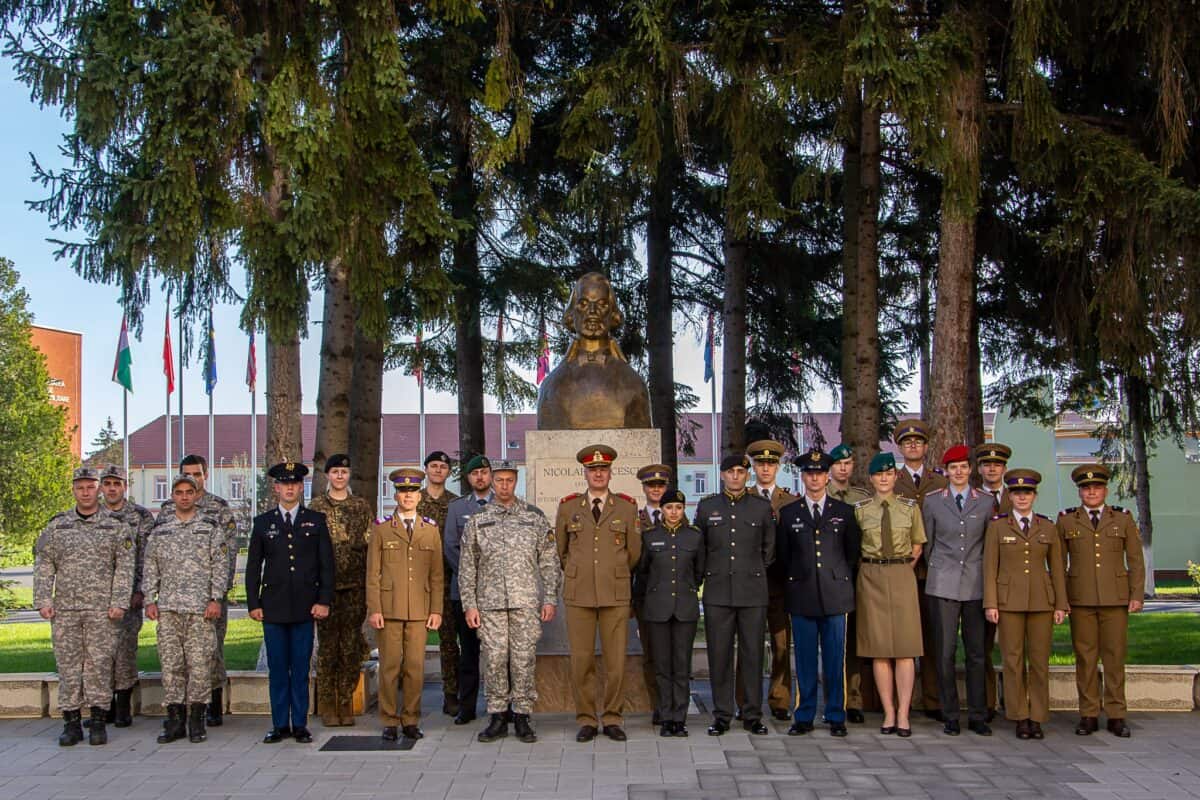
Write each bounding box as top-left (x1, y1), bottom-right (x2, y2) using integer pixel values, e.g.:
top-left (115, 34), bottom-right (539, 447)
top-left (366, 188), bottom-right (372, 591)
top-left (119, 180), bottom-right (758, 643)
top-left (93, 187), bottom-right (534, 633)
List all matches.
top-left (30, 325), bottom-right (83, 459)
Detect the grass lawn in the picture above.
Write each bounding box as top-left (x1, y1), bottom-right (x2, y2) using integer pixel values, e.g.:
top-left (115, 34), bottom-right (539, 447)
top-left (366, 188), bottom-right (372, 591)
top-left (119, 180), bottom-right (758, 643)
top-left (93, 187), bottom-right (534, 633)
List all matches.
top-left (1151, 579), bottom-right (1199, 599)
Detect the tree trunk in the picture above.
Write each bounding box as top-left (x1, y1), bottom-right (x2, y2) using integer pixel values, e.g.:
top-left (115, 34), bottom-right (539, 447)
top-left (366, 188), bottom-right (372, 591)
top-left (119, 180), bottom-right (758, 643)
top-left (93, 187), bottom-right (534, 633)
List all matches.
top-left (348, 329), bottom-right (384, 516)
top-left (841, 83), bottom-right (882, 487)
top-left (919, 256), bottom-right (933, 420)
top-left (1126, 374), bottom-right (1155, 597)
top-left (265, 329), bottom-right (303, 467)
top-left (720, 227), bottom-right (749, 458)
top-left (965, 300), bottom-right (985, 449)
top-left (928, 9), bottom-right (984, 461)
top-left (311, 257), bottom-right (355, 496)
top-left (647, 118), bottom-right (679, 472)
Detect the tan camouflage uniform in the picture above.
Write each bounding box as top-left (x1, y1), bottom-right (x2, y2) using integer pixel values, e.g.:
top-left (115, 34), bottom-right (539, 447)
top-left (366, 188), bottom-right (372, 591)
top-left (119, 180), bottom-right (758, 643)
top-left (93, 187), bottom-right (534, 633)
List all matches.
top-left (459, 498), bottom-right (561, 715)
top-left (418, 487), bottom-right (459, 707)
top-left (308, 491), bottom-right (372, 720)
top-left (107, 502), bottom-right (156, 691)
top-left (34, 510), bottom-right (136, 711)
top-left (143, 512), bottom-right (230, 704)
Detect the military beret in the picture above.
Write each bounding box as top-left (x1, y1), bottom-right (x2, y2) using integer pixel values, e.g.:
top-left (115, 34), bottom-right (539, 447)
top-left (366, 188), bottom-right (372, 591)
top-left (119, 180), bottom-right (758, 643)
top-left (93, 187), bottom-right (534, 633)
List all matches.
top-left (577, 444), bottom-right (618, 468)
top-left (99, 464), bottom-right (127, 482)
top-left (868, 452), bottom-right (896, 475)
top-left (796, 449), bottom-right (833, 472)
top-left (747, 439), bottom-right (785, 463)
top-left (829, 444), bottom-right (853, 462)
top-left (636, 463), bottom-right (672, 483)
top-left (388, 467), bottom-right (424, 490)
top-left (1071, 464), bottom-right (1110, 487)
top-left (267, 461), bottom-right (309, 483)
top-left (893, 419), bottom-right (930, 444)
top-left (172, 474), bottom-right (199, 490)
top-left (661, 488), bottom-right (687, 506)
top-left (720, 454), bottom-right (750, 472)
top-left (491, 460), bottom-right (519, 476)
top-left (72, 466), bottom-right (100, 482)
top-left (323, 453), bottom-right (351, 471)
top-left (424, 450), bottom-right (452, 467)
top-left (974, 442), bottom-right (1012, 464)
top-left (1004, 468), bottom-right (1042, 490)
top-left (463, 455), bottom-right (492, 474)
top-left (941, 444), bottom-right (971, 465)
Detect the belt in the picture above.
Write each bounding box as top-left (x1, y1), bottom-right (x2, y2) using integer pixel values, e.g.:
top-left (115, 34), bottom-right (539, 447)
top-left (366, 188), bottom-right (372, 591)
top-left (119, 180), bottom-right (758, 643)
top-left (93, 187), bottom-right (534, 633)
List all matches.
top-left (861, 557), bottom-right (910, 565)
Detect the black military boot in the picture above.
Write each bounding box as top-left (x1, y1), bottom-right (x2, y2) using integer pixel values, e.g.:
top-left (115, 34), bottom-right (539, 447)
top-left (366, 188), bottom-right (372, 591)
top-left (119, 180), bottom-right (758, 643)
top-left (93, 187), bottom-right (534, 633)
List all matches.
top-left (113, 689), bottom-right (133, 728)
top-left (88, 706), bottom-right (108, 745)
top-left (513, 714), bottom-right (537, 743)
top-left (206, 688), bottom-right (223, 726)
top-left (105, 693), bottom-right (117, 723)
top-left (477, 713), bottom-right (508, 743)
top-left (58, 709), bottom-right (83, 747)
top-left (157, 703), bottom-right (186, 744)
top-left (188, 703), bottom-right (207, 743)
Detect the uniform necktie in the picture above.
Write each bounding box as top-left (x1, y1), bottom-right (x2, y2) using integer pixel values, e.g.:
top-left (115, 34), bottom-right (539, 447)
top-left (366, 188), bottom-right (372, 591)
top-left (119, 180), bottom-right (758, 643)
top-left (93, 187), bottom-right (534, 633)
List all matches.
top-left (477, 498), bottom-right (487, 507)
top-left (284, 510), bottom-right (292, 527)
top-left (991, 490), bottom-right (1001, 511)
top-left (811, 502), bottom-right (821, 527)
top-left (405, 518), bottom-right (413, 534)
top-left (1021, 517), bottom-right (1030, 534)
top-left (592, 497), bottom-right (602, 523)
top-left (880, 500), bottom-right (894, 558)
top-left (652, 509), bottom-right (660, 525)
top-left (912, 472), bottom-right (921, 489)
top-left (956, 494), bottom-right (964, 512)
top-left (1090, 509), bottom-right (1100, 528)
top-left (762, 488), bottom-right (771, 501)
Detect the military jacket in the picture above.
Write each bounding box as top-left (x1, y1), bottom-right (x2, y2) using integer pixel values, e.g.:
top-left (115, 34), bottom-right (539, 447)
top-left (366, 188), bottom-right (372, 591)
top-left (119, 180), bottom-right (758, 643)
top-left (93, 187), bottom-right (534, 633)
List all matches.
top-left (922, 487), bottom-right (992, 601)
top-left (418, 488), bottom-right (458, 536)
top-left (33, 509), bottom-right (136, 612)
top-left (980, 485), bottom-right (1014, 516)
top-left (695, 491), bottom-right (776, 608)
top-left (161, 491), bottom-right (238, 588)
top-left (444, 492), bottom-right (493, 602)
top-left (143, 511), bottom-right (230, 614)
top-left (854, 495), bottom-right (926, 560)
top-left (829, 484), bottom-right (871, 505)
top-left (245, 506), bottom-right (335, 623)
top-left (983, 513), bottom-right (1068, 613)
top-left (634, 523), bottom-right (704, 622)
top-left (366, 514), bottom-right (444, 620)
top-left (308, 492), bottom-right (371, 590)
top-left (777, 497), bottom-right (860, 617)
top-left (106, 501), bottom-right (156, 596)
top-left (555, 491), bottom-right (642, 608)
top-left (1056, 505), bottom-right (1145, 606)
top-left (893, 466), bottom-right (948, 508)
top-left (459, 498), bottom-right (561, 611)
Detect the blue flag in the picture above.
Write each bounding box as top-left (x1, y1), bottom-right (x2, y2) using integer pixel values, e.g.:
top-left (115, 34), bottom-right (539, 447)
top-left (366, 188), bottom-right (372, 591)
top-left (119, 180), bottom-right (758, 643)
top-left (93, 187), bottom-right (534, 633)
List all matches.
top-left (703, 311), bottom-right (714, 383)
top-left (205, 309), bottom-right (218, 395)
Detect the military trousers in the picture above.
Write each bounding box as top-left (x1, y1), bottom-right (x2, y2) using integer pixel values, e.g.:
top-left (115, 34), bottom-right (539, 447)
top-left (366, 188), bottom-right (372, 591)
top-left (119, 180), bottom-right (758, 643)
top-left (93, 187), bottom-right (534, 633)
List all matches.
top-left (998, 610), bottom-right (1053, 723)
top-left (916, 579), bottom-right (941, 711)
top-left (210, 599), bottom-right (228, 687)
top-left (791, 613), bottom-right (847, 725)
top-left (438, 560), bottom-right (460, 707)
top-left (479, 607), bottom-right (541, 715)
top-left (930, 596), bottom-right (987, 722)
top-left (565, 604), bottom-right (629, 727)
top-left (632, 600), bottom-right (659, 713)
top-left (317, 586), bottom-right (367, 720)
top-left (263, 621), bottom-right (315, 730)
top-left (450, 600), bottom-right (481, 715)
top-left (52, 610), bottom-right (119, 711)
top-left (113, 607), bottom-right (143, 691)
top-left (1070, 605), bottom-right (1129, 718)
top-left (378, 619), bottom-right (427, 726)
top-left (157, 610), bottom-right (215, 705)
top-left (705, 603), bottom-right (767, 725)
top-left (645, 618), bottom-right (697, 724)
top-left (736, 592), bottom-right (792, 714)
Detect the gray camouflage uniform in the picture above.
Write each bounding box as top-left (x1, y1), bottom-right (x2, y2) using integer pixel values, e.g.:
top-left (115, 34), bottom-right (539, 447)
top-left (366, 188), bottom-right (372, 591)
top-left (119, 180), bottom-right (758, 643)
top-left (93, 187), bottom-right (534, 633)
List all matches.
top-left (33, 510), bottom-right (136, 712)
top-left (142, 511), bottom-right (230, 704)
top-left (458, 499), bottom-right (561, 714)
top-left (106, 502), bottom-right (156, 691)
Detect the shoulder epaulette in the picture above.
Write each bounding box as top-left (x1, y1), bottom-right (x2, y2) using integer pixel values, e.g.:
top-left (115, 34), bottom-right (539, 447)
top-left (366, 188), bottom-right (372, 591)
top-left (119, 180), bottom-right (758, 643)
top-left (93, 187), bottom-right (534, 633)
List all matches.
top-left (1060, 507), bottom-right (1077, 516)
top-left (990, 513), bottom-right (1006, 521)
top-left (747, 492), bottom-right (771, 504)
top-left (779, 487), bottom-right (791, 494)
top-left (374, 514), bottom-right (392, 525)
top-left (422, 516), bottom-right (435, 525)
top-left (560, 493), bottom-right (581, 504)
top-left (932, 467), bottom-right (945, 475)
top-left (897, 496), bottom-right (918, 507)
top-left (1035, 512), bottom-right (1051, 521)
top-left (1112, 505), bottom-right (1130, 514)
top-left (853, 498), bottom-right (873, 509)
top-left (615, 493), bottom-right (636, 504)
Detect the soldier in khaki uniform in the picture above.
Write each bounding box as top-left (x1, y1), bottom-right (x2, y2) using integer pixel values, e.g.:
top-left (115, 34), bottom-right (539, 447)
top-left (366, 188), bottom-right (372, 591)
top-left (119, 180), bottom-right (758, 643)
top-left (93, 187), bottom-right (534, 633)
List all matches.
top-left (827, 444), bottom-right (873, 721)
top-left (556, 444), bottom-right (642, 742)
top-left (367, 468), bottom-right (444, 741)
top-left (1057, 464), bottom-right (1145, 738)
top-left (983, 469), bottom-right (1068, 740)
top-left (974, 442), bottom-right (1013, 721)
top-left (634, 463), bottom-right (672, 724)
top-left (417, 450), bottom-right (461, 717)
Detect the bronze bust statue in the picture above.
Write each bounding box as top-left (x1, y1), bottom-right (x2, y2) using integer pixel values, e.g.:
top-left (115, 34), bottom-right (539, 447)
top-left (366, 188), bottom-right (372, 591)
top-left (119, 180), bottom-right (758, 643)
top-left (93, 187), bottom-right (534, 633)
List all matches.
top-left (536, 272), bottom-right (652, 430)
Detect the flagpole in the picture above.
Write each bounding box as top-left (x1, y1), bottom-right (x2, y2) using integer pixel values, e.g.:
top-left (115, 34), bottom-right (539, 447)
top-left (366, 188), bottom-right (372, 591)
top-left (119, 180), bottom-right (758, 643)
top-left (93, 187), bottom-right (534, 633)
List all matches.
top-left (123, 390), bottom-right (129, 479)
top-left (165, 295), bottom-right (173, 479)
top-left (178, 305), bottom-right (185, 462)
top-left (250, 388), bottom-right (257, 512)
top-left (418, 380), bottom-right (426, 461)
top-left (207, 309), bottom-right (215, 482)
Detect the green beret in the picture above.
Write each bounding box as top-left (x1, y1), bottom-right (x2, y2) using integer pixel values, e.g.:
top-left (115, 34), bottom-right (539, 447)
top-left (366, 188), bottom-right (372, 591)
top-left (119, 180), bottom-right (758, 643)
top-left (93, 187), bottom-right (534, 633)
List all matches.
top-left (829, 444), bottom-right (853, 462)
top-left (464, 455), bottom-right (492, 474)
top-left (868, 452), bottom-right (896, 475)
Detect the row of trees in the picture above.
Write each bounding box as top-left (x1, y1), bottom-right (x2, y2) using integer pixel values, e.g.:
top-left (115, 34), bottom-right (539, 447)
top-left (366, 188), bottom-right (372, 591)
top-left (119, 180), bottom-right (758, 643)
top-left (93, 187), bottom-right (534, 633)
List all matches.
top-left (4, 2), bottom-right (1200, 581)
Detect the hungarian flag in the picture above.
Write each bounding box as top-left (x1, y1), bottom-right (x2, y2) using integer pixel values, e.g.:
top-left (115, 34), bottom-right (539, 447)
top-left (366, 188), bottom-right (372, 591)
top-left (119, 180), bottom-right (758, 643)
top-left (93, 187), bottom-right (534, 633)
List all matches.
top-left (246, 330), bottom-right (257, 390)
top-left (536, 318), bottom-right (550, 385)
top-left (112, 315), bottom-right (133, 392)
top-left (163, 305), bottom-right (175, 395)
top-left (703, 310), bottom-right (715, 383)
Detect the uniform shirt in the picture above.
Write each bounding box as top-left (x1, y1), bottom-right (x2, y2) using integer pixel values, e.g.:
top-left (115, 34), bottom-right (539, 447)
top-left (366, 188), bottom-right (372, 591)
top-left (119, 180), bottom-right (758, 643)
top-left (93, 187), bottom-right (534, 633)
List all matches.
top-left (555, 491), bottom-right (642, 608)
top-left (633, 523), bottom-right (705, 623)
top-left (854, 495), bottom-right (926, 559)
top-left (143, 512), bottom-right (230, 614)
top-left (829, 483), bottom-right (871, 505)
top-left (33, 509), bottom-right (136, 612)
top-left (106, 501), bottom-right (156, 596)
top-left (459, 498), bottom-right (561, 611)
top-left (893, 465), bottom-right (948, 507)
top-left (367, 513), bottom-right (444, 621)
top-left (983, 512), bottom-right (1068, 612)
top-left (444, 491), bottom-right (494, 602)
top-left (694, 490), bottom-right (776, 608)
top-left (308, 492), bottom-right (372, 590)
top-left (161, 491), bottom-right (238, 590)
top-left (1056, 505), bottom-right (1145, 606)
top-left (981, 484), bottom-right (1014, 515)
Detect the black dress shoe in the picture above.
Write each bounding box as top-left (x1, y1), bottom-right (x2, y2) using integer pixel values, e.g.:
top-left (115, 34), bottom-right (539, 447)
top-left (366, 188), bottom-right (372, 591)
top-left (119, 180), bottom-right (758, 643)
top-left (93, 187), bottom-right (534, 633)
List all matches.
top-left (847, 708), bottom-right (865, 724)
top-left (771, 708), bottom-right (791, 721)
top-left (443, 699), bottom-right (461, 717)
top-left (1106, 718), bottom-right (1131, 738)
top-left (923, 709), bottom-right (944, 722)
top-left (787, 721), bottom-right (813, 736)
top-left (1016, 719), bottom-right (1032, 740)
top-left (674, 723), bottom-right (688, 737)
top-left (986, 708), bottom-right (997, 723)
top-left (263, 727), bottom-right (290, 743)
top-left (968, 721), bottom-right (992, 736)
top-left (659, 723), bottom-right (673, 737)
top-left (744, 720), bottom-right (769, 735)
top-left (575, 725), bottom-right (598, 743)
top-left (1030, 721), bottom-right (1044, 739)
top-left (896, 727), bottom-right (912, 738)
top-left (454, 710), bottom-right (477, 726)
top-left (382, 726), bottom-right (398, 742)
top-left (943, 720), bottom-right (961, 736)
top-left (1075, 716), bottom-right (1099, 735)
top-left (880, 725), bottom-right (897, 735)
top-left (293, 727), bottom-right (313, 743)
top-left (401, 725), bottom-right (423, 740)
top-left (707, 720), bottom-right (729, 736)
top-left (830, 723), bottom-right (848, 737)
top-left (602, 725), bottom-right (627, 742)
top-left (734, 707), bottom-right (744, 721)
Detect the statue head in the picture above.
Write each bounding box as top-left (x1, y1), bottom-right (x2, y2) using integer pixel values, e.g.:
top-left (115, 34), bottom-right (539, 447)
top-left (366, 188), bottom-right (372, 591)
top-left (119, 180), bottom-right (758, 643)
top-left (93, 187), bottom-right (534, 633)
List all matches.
top-left (563, 272), bottom-right (626, 361)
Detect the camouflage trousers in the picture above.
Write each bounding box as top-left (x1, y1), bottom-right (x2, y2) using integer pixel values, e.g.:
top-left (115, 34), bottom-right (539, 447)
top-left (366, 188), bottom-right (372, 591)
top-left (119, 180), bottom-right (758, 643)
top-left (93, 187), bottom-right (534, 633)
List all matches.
top-left (316, 587), bottom-right (367, 717)
top-left (157, 611), bottom-right (216, 704)
top-left (52, 610), bottom-right (120, 711)
top-left (438, 563), bottom-right (460, 703)
top-left (479, 607), bottom-right (541, 715)
top-left (210, 599), bottom-right (228, 687)
top-left (113, 608), bottom-right (143, 691)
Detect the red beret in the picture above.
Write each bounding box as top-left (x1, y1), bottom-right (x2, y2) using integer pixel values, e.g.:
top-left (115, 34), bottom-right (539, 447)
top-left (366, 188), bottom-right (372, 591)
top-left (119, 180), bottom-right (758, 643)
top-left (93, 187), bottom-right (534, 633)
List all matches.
top-left (941, 444), bottom-right (971, 465)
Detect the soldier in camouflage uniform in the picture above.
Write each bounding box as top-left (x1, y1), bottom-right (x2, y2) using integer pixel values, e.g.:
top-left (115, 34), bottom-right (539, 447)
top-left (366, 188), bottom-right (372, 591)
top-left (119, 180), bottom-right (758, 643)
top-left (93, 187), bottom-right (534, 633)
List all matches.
top-left (308, 454), bottom-right (372, 726)
top-left (144, 474), bottom-right (230, 744)
top-left (162, 454), bottom-right (238, 727)
top-left (417, 450), bottom-right (461, 716)
top-left (98, 465), bottom-right (156, 728)
top-left (828, 444), bottom-right (874, 723)
top-left (459, 461), bottom-right (560, 743)
top-left (34, 467), bottom-right (136, 747)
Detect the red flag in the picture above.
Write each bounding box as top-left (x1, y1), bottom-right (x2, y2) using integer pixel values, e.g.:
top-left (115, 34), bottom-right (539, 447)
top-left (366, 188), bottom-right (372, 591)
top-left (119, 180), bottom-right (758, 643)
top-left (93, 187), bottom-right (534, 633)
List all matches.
top-left (246, 330), bottom-right (257, 390)
top-left (414, 325), bottom-right (424, 389)
top-left (163, 305), bottom-right (175, 394)
top-left (536, 318), bottom-right (550, 385)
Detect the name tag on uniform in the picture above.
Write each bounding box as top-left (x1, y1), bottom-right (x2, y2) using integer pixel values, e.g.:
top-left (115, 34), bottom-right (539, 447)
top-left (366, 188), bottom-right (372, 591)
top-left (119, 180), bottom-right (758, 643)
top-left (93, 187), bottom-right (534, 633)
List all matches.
top-left (1001, 535), bottom-right (1017, 544)
top-left (383, 541), bottom-right (400, 549)
top-left (301, 521), bottom-right (315, 528)
top-left (479, 521), bottom-right (495, 528)
top-left (708, 515), bottom-right (723, 524)
top-left (649, 540), bottom-right (665, 546)
top-left (266, 530), bottom-right (278, 539)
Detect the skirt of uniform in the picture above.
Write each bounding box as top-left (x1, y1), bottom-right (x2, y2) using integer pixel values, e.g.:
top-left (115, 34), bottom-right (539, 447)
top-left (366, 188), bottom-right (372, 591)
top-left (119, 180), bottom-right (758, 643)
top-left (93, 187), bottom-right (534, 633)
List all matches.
top-left (856, 562), bottom-right (923, 659)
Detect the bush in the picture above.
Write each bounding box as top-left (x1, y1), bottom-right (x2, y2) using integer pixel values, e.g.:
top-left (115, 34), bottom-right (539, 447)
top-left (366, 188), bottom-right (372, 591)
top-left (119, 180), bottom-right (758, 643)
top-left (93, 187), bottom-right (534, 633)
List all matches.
top-left (1187, 560), bottom-right (1200, 592)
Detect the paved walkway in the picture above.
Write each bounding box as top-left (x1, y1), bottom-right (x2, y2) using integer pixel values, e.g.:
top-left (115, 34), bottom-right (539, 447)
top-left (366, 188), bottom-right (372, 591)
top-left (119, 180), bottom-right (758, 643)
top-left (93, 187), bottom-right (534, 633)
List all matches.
top-left (1, 684), bottom-right (1198, 800)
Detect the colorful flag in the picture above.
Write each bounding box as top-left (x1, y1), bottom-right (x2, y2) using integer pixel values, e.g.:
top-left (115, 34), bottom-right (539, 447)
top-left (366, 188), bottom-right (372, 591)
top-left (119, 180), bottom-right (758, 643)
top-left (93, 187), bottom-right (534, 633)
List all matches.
top-left (246, 330), bottom-right (257, 390)
top-left (163, 305), bottom-right (175, 395)
top-left (112, 315), bottom-right (133, 392)
top-left (414, 325), bottom-right (424, 389)
top-left (536, 318), bottom-right (550, 385)
top-left (703, 311), bottom-right (715, 383)
top-left (204, 308), bottom-right (218, 395)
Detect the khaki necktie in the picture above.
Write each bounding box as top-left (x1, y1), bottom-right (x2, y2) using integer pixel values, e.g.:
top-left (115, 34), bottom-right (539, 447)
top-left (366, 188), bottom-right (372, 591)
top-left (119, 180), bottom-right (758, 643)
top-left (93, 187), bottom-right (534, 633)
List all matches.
top-left (880, 501), bottom-right (894, 558)
top-left (1090, 510), bottom-right (1100, 529)
top-left (592, 498), bottom-right (602, 523)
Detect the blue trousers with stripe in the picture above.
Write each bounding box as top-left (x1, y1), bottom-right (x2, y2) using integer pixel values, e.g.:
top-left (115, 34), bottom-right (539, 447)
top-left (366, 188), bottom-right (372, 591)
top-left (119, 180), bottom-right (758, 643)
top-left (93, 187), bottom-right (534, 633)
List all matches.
top-left (791, 613), bottom-right (846, 725)
top-left (263, 621), bottom-right (314, 730)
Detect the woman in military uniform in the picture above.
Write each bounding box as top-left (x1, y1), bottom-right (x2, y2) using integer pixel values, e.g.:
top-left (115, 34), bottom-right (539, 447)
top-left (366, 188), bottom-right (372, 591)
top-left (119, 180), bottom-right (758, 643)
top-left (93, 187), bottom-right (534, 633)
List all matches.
top-left (633, 489), bottom-right (704, 738)
top-left (853, 453), bottom-right (925, 737)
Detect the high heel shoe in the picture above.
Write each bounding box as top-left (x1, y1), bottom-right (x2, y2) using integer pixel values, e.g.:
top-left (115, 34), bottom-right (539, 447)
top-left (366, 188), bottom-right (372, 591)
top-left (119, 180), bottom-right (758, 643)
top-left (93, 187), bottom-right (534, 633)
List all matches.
top-left (880, 725), bottom-right (897, 735)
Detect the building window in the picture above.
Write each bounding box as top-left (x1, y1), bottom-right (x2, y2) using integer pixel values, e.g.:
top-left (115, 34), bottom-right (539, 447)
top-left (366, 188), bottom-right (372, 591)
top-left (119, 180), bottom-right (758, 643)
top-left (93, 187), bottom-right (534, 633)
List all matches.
top-left (1055, 435), bottom-right (1123, 464)
top-left (304, 478), bottom-right (313, 501)
top-left (153, 476), bottom-right (168, 502)
top-left (229, 476), bottom-right (245, 501)
top-left (693, 472), bottom-right (707, 495)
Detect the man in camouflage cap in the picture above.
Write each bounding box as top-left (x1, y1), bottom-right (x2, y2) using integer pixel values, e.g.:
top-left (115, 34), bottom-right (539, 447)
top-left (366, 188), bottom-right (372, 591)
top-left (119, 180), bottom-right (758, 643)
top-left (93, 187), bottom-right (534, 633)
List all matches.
top-left (417, 450), bottom-right (462, 717)
top-left (34, 466), bottom-right (136, 746)
top-left (460, 461), bottom-right (561, 743)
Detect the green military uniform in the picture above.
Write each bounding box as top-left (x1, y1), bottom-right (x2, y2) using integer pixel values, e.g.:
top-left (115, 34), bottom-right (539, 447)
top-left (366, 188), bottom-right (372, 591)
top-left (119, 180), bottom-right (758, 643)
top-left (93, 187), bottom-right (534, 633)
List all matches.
top-left (853, 493), bottom-right (926, 658)
top-left (418, 483), bottom-right (460, 714)
top-left (828, 464), bottom-right (873, 716)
